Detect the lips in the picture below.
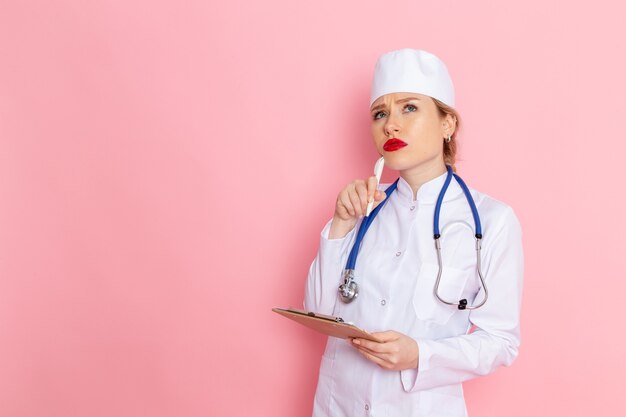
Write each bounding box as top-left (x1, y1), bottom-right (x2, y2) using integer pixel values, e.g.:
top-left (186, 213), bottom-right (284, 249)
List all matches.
top-left (383, 138), bottom-right (408, 152)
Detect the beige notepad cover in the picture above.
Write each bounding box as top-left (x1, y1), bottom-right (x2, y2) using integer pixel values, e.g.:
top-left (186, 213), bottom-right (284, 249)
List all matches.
top-left (272, 307), bottom-right (383, 343)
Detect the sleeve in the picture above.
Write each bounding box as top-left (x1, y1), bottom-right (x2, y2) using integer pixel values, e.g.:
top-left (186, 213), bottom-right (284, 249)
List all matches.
top-left (303, 217), bottom-right (360, 315)
top-left (400, 206), bottom-right (524, 392)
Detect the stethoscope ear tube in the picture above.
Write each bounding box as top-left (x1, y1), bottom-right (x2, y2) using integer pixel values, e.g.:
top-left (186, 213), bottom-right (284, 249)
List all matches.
top-left (431, 166), bottom-right (488, 310)
top-left (433, 236), bottom-right (488, 310)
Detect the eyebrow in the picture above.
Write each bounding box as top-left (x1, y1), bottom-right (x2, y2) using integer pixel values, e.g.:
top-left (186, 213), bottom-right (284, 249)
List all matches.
top-left (370, 96), bottom-right (421, 113)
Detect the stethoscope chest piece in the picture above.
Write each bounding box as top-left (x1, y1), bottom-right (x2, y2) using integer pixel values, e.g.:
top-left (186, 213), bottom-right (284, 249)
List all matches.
top-left (338, 269), bottom-right (358, 303)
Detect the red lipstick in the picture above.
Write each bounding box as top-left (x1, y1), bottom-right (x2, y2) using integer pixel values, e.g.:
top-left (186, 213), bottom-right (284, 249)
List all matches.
top-left (383, 138), bottom-right (408, 152)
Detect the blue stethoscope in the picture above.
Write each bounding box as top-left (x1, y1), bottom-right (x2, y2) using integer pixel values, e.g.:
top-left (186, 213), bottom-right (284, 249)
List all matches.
top-left (338, 165), bottom-right (488, 310)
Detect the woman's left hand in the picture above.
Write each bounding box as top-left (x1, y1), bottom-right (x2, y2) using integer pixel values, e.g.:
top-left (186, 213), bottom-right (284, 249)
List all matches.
top-left (351, 331), bottom-right (419, 371)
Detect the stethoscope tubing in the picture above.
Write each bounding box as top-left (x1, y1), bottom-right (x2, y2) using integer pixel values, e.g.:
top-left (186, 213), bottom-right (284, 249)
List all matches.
top-left (433, 233), bottom-right (488, 310)
top-left (339, 165), bottom-right (488, 310)
top-left (345, 179), bottom-right (399, 270)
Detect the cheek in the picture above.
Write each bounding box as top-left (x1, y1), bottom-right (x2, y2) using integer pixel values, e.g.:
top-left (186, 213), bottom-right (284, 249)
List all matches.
top-left (408, 119), bottom-right (441, 146)
top-left (371, 123), bottom-right (385, 147)
top-left (405, 132), bottom-right (443, 160)
top-left (421, 138), bottom-right (444, 157)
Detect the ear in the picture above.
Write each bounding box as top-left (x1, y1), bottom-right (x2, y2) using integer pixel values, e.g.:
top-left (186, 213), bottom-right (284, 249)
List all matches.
top-left (442, 113), bottom-right (457, 137)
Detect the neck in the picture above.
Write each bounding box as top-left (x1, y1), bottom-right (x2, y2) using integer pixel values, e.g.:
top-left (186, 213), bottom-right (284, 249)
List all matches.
top-left (400, 160), bottom-right (447, 200)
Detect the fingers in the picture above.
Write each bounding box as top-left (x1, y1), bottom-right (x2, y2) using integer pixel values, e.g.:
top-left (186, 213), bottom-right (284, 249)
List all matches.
top-left (353, 343), bottom-right (398, 370)
top-left (347, 185), bottom-right (364, 217)
top-left (335, 177), bottom-right (387, 221)
top-left (355, 331), bottom-right (399, 348)
top-left (355, 347), bottom-right (389, 369)
top-left (369, 331), bottom-right (399, 343)
top-left (336, 180), bottom-right (368, 219)
top-left (337, 192), bottom-right (355, 218)
top-left (351, 333), bottom-right (418, 371)
top-left (367, 175), bottom-right (377, 205)
top-left (352, 335), bottom-right (399, 354)
top-left (355, 181), bottom-right (369, 214)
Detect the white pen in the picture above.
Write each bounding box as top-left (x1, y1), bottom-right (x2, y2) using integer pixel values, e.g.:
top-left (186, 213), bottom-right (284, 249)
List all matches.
top-left (365, 156), bottom-right (385, 217)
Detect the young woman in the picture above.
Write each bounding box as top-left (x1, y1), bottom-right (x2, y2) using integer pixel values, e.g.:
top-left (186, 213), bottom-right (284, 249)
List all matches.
top-left (304, 49), bottom-right (524, 417)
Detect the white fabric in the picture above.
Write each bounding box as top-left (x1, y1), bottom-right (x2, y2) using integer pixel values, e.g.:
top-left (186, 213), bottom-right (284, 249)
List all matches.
top-left (304, 171), bottom-right (524, 417)
top-left (370, 48), bottom-right (455, 107)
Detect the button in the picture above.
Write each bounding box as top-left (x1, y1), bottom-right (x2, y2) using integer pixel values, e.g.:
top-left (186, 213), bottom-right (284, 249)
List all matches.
top-left (381, 299), bottom-right (386, 306)
top-left (365, 404), bottom-right (370, 411)
top-left (410, 205), bottom-right (415, 211)
top-left (395, 251), bottom-right (402, 257)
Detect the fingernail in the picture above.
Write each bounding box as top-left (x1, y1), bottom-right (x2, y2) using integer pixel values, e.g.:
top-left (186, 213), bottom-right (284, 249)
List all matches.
top-left (352, 339), bottom-right (360, 345)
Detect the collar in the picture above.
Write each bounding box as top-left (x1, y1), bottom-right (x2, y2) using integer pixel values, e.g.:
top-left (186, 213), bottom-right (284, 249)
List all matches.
top-left (395, 169), bottom-right (464, 204)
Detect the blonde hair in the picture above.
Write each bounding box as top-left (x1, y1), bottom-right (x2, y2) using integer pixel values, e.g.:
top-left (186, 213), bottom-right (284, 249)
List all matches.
top-left (432, 98), bottom-right (461, 172)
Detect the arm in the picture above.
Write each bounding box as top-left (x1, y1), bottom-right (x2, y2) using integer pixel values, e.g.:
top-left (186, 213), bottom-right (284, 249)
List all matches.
top-left (399, 206), bottom-right (524, 391)
top-left (303, 216), bottom-right (359, 315)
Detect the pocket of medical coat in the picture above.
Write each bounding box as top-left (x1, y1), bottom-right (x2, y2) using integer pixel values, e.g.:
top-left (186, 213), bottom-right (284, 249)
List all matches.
top-left (412, 262), bottom-right (468, 325)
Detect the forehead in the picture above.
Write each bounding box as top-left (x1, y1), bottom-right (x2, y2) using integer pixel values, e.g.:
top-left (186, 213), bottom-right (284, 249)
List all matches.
top-left (370, 92), bottom-right (431, 110)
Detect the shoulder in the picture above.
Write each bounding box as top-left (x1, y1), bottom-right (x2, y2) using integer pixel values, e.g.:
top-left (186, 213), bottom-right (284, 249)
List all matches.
top-left (468, 187), bottom-right (522, 241)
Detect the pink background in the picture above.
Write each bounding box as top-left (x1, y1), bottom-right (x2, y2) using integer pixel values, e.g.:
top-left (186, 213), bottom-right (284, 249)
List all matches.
top-left (1, 1), bottom-right (625, 416)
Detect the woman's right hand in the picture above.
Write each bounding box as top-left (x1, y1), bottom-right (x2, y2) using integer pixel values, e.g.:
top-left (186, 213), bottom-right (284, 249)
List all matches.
top-left (329, 176), bottom-right (387, 239)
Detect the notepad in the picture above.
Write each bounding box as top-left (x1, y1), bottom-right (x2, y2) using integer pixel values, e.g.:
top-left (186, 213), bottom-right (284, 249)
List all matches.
top-left (272, 307), bottom-right (383, 342)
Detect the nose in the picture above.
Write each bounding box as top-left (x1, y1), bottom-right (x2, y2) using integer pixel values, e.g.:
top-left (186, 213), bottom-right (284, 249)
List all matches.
top-left (384, 112), bottom-right (401, 137)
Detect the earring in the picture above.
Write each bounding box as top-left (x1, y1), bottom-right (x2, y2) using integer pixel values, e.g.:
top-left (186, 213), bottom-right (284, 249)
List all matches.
top-left (445, 134), bottom-right (452, 143)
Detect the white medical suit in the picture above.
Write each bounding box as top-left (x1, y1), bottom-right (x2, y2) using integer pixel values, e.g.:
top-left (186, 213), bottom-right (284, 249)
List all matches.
top-left (304, 171), bottom-right (524, 417)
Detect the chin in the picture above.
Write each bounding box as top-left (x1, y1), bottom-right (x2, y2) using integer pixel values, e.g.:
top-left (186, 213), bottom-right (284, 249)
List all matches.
top-left (382, 153), bottom-right (422, 171)
top-left (384, 149), bottom-right (444, 172)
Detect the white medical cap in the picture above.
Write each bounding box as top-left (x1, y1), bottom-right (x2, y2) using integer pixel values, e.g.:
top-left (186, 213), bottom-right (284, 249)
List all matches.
top-left (370, 48), bottom-right (455, 108)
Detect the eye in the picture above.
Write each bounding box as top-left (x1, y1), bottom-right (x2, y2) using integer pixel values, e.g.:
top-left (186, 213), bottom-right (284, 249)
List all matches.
top-left (404, 104), bottom-right (418, 112)
top-left (373, 111), bottom-right (387, 120)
